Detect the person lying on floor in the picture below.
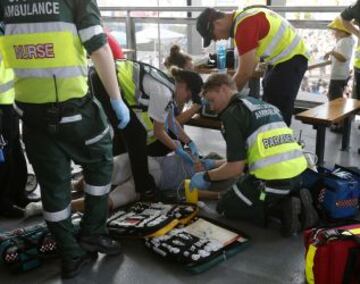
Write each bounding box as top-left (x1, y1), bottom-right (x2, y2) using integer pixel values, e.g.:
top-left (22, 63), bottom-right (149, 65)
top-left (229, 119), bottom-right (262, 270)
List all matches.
top-left (25, 153), bottom-right (228, 217)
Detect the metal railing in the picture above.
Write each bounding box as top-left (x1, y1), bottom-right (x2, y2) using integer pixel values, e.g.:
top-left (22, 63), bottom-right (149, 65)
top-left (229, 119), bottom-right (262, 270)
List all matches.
top-left (99, 5), bottom-right (347, 60)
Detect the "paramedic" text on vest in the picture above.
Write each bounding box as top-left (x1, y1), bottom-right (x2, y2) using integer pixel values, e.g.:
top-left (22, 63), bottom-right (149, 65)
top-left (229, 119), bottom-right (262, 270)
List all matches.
top-left (262, 134), bottom-right (295, 149)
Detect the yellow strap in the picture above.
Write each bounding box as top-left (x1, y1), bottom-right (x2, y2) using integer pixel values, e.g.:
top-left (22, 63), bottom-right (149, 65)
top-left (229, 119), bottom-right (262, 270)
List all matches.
top-left (0, 32), bottom-right (84, 69)
top-left (305, 244), bottom-right (316, 284)
top-left (146, 219), bottom-right (179, 238)
top-left (178, 208), bottom-right (199, 225)
top-left (342, 228), bottom-right (360, 236)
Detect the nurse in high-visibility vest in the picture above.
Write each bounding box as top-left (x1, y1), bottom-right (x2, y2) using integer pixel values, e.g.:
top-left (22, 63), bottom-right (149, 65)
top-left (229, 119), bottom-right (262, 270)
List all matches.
top-left (191, 74), bottom-right (318, 237)
top-left (0, 0), bottom-right (129, 279)
top-left (196, 7), bottom-right (309, 126)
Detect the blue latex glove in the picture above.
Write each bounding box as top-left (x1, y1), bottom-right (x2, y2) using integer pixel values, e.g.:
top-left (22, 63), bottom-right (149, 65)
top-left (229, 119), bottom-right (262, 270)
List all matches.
top-left (201, 159), bottom-right (216, 170)
top-left (110, 98), bottom-right (130, 129)
top-left (175, 145), bottom-right (194, 165)
top-left (188, 140), bottom-right (199, 158)
top-left (190, 172), bottom-right (211, 190)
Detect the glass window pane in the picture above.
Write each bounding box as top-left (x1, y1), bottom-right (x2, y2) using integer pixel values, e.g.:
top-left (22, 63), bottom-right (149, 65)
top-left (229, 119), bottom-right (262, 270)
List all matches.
top-left (103, 22), bottom-right (127, 47)
top-left (135, 23), bottom-right (187, 67)
top-left (286, 0), bottom-right (354, 6)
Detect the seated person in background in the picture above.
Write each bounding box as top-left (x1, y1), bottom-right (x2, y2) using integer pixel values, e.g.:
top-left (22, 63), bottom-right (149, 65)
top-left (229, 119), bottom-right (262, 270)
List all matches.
top-left (190, 74), bottom-right (319, 237)
top-left (25, 154), bottom-right (227, 217)
top-left (164, 44), bottom-right (202, 125)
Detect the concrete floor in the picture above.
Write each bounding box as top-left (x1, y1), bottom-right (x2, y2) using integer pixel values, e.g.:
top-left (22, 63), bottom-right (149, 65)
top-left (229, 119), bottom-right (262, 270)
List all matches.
top-left (0, 116), bottom-right (359, 284)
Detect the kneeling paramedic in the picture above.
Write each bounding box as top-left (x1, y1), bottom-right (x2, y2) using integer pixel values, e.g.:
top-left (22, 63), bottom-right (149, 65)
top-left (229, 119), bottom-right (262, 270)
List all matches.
top-left (0, 0), bottom-right (130, 279)
top-left (190, 74), bottom-right (318, 237)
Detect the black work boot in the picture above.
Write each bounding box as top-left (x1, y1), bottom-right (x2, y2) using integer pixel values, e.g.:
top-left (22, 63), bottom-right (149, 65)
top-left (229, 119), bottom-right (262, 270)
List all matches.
top-left (79, 234), bottom-right (122, 256)
top-left (280, 197), bottom-right (301, 237)
top-left (299, 188), bottom-right (319, 229)
top-left (61, 252), bottom-right (97, 279)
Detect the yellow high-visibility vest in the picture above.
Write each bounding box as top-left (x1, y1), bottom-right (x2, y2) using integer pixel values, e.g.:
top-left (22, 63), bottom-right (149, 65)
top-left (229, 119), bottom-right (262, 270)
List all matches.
top-left (233, 8), bottom-right (309, 66)
top-left (0, 53), bottom-right (15, 105)
top-left (354, 45), bottom-right (360, 69)
top-left (116, 60), bottom-right (157, 145)
top-left (0, 24), bottom-right (88, 104)
top-left (241, 97), bottom-right (307, 180)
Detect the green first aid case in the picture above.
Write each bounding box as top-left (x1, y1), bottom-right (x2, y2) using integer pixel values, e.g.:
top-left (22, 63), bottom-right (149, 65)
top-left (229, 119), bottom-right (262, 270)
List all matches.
top-left (145, 216), bottom-right (250, 273)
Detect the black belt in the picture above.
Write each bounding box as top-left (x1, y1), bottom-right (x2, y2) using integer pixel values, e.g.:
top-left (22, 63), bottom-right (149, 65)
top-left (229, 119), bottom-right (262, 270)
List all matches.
top-left (264, 174), bottom-right (302, 189)
top-left (15, 94), bottom-right (92, 133)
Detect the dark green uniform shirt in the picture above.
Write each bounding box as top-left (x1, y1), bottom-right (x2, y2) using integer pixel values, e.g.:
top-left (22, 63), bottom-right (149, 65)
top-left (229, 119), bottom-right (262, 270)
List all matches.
top-left (219, 93), bottom-right (284, 162)
top-left (0, 0), bottom-right (106, 54)
top-left (341, 1), bottom-right (360, 24)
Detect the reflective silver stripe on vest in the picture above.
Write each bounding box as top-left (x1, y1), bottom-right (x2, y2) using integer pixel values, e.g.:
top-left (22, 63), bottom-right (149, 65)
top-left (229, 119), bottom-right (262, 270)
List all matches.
top-left (13, 103), bottom-right (23, 117)
top-left (240, 97), bottom-right (281, 113)
top-left (84, 183), bottom-right (111, 196)
top-left (85, 125), bottom-right (110, 146)
top-left (265, 187), bottom-right (290, 195)
top-left (0, 80), bottom-right (14, 93)
top-left (78, 25), bottom-right (104, 43)
top-left (138, 97), bottom-right (149, 106)
top-left (249, 149), bottom-right (304, 172)
top-left (234, 9), bottom-right (263, 29)
top-left (43, 204), bottom-right (71, 222)
top-left (5, 22), bottom-right (77, 36)
top-left (262, 21), bottom-right (287, 58)
top-left (59, 114), bottom-right (82, 124)
top-left (133, 62), bottom-right (142, 102)
top-left (147, 67), bottom-right (176, 93)
top-left (268, 34), bottom-right (301, 65)
top-left (232, 184), bottom-right (253, 206)
top-left (240, 98), bottom-right (264, 111)
top-left (246, 121), bottom-right (288, 148)
top-left (14, 66), bottom-right (87, 78)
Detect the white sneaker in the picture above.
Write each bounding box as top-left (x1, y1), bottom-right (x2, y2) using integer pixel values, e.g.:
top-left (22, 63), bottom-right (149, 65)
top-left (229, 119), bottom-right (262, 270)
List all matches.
top-left (24, 201), bottom-right (43, 218)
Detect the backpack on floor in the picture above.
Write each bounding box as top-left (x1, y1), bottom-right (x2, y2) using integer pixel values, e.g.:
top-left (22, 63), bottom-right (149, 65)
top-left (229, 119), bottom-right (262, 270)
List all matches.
top-left (304, 223), bottom-right (360, 284)
top-left (0, 213), bottom-right (82, 273)
top-left (0, 223), bottom-right (56, 272)
top-left (301, 166), bottom-right (360, 220)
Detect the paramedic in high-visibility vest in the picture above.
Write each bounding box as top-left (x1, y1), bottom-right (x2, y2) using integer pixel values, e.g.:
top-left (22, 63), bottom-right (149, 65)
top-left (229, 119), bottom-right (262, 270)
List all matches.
top-left (0, 0), bottom-right (129, 279)
top-left (90, 60), bottom-right (204, 200)
top-left (190, 74), bottom-right (319, 237)
top-left (340, 0), bottom-right (360, 99)
top-left (196, 7), bottom-right (309, 126)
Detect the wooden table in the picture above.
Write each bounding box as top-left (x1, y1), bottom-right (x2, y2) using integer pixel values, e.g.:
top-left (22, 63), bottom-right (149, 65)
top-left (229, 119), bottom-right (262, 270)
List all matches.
top-left (186, 114), bottom-right (222, 130)
top-left (295, 98), bottom-right (360, 165)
